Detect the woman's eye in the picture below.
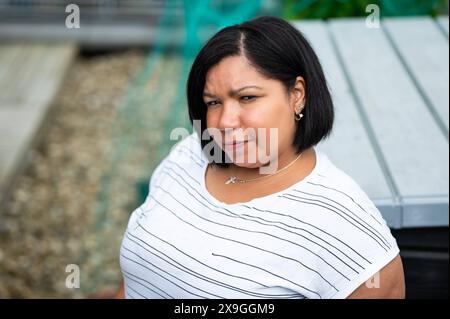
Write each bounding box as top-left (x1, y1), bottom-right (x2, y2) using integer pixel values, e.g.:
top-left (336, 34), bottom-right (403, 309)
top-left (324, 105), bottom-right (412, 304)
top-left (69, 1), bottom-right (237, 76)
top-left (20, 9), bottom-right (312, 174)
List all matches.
top-left (206, 100), bottom-right (219, 107)
top-left (241, 96), bottom-right (257, 102)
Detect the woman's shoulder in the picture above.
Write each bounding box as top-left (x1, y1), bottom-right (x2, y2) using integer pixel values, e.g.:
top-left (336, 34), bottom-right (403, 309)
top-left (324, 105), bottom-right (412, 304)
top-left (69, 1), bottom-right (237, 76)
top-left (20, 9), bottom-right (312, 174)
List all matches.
top-left (164, 132), bottom-right (206, 166)
top-left (290, 148), bottom-right (390, 229)
top-left (287, 149), bottom-right (400, 298)
top-left (311, 149), bottom-right (376, 206)
top-left (147, 132), bottom-right (205, 190)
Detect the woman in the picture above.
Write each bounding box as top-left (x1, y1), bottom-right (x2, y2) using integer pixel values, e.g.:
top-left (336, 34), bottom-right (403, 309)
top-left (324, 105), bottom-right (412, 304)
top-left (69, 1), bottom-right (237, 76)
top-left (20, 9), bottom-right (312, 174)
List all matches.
top-left (119, 16), bottom-right (405, 299)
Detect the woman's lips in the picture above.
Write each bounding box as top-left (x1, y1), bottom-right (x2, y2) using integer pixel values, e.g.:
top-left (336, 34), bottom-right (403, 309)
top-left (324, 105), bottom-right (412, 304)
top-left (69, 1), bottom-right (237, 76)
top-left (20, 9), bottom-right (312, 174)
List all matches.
top-left (223, 140), bottom-right (249, 151)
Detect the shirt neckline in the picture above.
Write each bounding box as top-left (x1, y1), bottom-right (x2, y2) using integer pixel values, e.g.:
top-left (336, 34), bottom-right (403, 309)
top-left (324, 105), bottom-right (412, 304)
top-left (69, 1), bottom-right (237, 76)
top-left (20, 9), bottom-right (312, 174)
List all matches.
top-left (199, 146), bottom-right (322, 207)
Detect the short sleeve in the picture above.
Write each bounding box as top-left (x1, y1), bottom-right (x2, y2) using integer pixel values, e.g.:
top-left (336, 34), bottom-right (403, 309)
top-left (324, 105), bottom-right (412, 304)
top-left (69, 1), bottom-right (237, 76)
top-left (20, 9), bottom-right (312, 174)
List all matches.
top-left (325, 199), bottom-right (400, 299)
top-left (285, 174), bottom-right (402, 299)
top-left (329, 242), bottom-right (400, 299)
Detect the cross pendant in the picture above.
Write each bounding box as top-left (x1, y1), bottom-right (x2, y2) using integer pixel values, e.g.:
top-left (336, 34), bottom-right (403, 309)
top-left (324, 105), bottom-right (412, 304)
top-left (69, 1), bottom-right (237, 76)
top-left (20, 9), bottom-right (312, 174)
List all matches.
top-left (225, 176), bottom-right (237, 184)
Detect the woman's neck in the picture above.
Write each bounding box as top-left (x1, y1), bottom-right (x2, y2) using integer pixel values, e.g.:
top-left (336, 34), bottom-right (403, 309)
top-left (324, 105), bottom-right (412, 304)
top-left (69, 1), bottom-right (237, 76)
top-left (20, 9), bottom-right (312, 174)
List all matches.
top-left (223, 147), bottom-right (313, 182)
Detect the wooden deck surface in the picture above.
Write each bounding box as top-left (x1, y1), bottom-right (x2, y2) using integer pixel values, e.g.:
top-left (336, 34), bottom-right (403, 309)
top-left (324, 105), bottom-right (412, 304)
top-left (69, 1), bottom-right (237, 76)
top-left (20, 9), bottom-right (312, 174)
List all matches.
top-left (294, 16), bottom-right (449, 229)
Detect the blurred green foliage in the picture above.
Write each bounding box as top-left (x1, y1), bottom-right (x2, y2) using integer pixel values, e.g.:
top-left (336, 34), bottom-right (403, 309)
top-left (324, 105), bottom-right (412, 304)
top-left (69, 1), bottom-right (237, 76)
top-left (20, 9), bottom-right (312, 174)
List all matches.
top-left (282, 0), bottom-right (449, 19)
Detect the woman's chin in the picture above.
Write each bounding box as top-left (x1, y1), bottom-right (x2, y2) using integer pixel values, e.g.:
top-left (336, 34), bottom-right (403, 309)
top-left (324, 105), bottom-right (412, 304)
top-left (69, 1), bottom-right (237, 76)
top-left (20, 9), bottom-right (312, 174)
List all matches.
top-left (231, 161), bottom-right (261, 169)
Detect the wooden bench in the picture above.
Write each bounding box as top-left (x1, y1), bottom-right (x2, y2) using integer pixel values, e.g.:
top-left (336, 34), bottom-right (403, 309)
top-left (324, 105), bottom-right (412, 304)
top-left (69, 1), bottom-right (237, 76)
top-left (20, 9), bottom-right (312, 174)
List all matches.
top-left (293, 16), bottom-right (449, 230)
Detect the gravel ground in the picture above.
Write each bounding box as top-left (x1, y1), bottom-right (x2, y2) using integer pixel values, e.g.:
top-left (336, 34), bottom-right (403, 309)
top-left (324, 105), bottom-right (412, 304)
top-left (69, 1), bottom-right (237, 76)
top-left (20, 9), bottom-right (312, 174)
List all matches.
top-left (0, 49), bottom-right (182, 298)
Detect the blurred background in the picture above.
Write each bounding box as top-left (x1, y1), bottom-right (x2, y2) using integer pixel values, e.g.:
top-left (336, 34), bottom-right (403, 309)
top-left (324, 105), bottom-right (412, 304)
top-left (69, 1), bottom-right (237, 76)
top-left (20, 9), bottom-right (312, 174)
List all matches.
top-left (0, 0), bottom-right (448, 298)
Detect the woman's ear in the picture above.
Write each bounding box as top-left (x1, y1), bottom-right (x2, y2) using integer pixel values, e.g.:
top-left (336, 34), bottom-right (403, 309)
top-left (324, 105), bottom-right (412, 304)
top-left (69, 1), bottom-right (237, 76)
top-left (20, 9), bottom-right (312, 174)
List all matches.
top-left (290, 76), bottom-right (306, 112)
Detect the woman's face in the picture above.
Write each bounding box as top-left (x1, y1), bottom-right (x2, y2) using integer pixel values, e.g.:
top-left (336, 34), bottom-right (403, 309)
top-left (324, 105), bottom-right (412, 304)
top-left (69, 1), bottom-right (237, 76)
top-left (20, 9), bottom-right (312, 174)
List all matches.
top-left (204, 55), bottom-right (305, 169)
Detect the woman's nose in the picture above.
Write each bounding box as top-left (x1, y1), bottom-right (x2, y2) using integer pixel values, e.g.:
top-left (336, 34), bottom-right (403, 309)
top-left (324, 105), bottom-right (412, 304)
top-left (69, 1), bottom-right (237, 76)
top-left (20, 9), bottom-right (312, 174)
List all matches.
top-left (217, 101), bottom-right (241, 130)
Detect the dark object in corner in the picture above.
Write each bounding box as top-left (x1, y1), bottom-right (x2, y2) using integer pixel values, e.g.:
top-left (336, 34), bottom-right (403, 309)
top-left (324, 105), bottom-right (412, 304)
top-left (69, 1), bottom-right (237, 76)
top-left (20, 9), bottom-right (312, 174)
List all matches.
top-left (392, 227), bottom-right (449, 299)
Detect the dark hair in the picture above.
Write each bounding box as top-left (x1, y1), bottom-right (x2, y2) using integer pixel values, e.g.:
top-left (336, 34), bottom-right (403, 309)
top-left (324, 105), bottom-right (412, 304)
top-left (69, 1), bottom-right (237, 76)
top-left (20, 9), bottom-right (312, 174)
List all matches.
top-left (187, 16), bottom-right (334, 167)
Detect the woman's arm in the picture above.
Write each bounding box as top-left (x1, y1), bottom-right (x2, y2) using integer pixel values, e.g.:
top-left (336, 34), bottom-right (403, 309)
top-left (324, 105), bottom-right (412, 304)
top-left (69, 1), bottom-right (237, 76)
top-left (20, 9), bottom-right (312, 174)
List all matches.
top-left (87, 281), bottom-right (125, 299)
top-left (115, 281), bottom-right (125, 299)
top-left (347, 255), bottom-right (405, 299)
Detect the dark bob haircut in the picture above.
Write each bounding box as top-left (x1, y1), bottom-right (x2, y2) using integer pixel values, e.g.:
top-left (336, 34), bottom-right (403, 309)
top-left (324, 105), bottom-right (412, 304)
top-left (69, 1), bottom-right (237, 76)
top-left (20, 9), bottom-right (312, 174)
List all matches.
top-left (187, 16), bottom-right (334, 167)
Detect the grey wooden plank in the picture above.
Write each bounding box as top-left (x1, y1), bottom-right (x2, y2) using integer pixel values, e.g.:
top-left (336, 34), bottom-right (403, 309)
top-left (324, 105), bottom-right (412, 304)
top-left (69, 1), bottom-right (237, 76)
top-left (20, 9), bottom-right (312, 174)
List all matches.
top-left (0, 43), bottom-right (76, 207)
top-left (0, 44), bottom-right (22, 87)
top-left (0, 44), bottom-right (45, 104)
top-left (437, 16), bottom-right (449, 36)
top-left (0, 107), bottom-right (41, 183)
top-left (11, 44), bottom-right (49, 105)
top-left (402, 196), bottom-right (449, 228)
top-left (18, 44), bottom-right (54, 105)
top-left (384, 17), bottom-right (449, 134)
top-left (25, 43), bottom-right (76, 106)
top-left (0, 43), bottom-right (28, 103)
top-left (292, 20), bottom-right (401, 228)
top-left (329, 18), bottom-right (449, 227)
top-left (0, 43), bottom-right (75, 107)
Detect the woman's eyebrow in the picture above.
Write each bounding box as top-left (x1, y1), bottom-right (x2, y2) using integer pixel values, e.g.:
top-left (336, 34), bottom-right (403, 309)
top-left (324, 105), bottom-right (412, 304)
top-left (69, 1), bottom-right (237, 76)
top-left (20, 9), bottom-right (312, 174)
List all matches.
top-left (203, 85), bottom-right (263, 98)
top-left (203, 92), bottom-right (217, 98)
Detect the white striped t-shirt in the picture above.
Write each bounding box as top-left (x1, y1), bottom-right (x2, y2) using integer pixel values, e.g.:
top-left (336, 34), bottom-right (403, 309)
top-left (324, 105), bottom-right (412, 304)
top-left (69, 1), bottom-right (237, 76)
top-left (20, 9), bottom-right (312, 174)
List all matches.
top-left (120, 132), bottom-right (400, 299)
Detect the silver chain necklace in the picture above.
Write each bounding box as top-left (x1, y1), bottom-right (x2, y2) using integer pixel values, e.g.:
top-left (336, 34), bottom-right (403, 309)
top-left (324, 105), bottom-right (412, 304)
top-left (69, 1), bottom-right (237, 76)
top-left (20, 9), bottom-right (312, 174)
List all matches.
top-left (225, 151), bottom-right (304, 185)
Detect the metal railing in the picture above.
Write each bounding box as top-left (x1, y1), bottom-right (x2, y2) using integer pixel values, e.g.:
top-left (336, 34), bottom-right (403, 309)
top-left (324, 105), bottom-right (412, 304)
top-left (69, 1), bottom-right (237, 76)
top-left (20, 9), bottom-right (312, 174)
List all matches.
top-left (0, 0), bottom-right (182, 22)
